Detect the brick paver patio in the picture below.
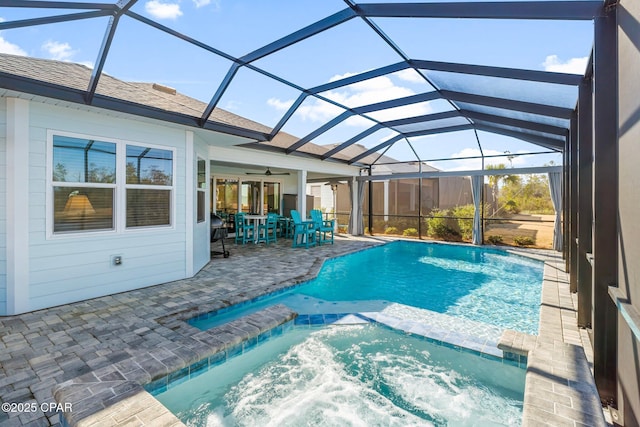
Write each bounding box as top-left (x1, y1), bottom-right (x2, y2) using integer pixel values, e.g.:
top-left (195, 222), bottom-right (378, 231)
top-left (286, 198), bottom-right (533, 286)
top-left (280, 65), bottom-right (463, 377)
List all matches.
top-left (0, 236), bottom-right (380, 426)
top-left (0, 236), bottom-right (604, 426)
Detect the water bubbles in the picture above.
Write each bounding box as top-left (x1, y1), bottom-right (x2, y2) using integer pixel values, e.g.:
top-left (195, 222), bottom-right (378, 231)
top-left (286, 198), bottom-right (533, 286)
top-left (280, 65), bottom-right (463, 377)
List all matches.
top-left (165, 326), bottom-right (524, 427)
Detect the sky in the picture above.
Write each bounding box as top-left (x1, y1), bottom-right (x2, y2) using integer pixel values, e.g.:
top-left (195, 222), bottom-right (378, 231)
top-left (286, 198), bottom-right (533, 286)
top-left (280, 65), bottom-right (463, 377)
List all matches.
top-left (0, 0), bottom-right (595, 170)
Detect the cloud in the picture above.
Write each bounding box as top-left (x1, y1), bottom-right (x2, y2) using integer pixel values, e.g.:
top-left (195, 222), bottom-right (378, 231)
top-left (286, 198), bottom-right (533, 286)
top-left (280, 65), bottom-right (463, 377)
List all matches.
top-left (267, 71), bottom-right (433, 126)
top-left (193, 0), bottom-right (220, 8)
top-left (267, 97), bottom-right (294, 111)
top-left (223, 100), bottom-right (240, 111)
top-left (542, 55), bottom-right (588, 74)
top-left (42, 40), bottom-right (76, 61)
top-left (0, 36), bottom-right (27, 56)
top-left (396, 69), bottom-right (425, 84)
top-left (145, 0), bottom-right (183, 19)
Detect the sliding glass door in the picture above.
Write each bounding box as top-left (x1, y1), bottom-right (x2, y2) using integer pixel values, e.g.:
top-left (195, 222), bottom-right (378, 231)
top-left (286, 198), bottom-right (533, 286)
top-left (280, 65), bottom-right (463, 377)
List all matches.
top-left (264, 182), bottom-right (281, 214)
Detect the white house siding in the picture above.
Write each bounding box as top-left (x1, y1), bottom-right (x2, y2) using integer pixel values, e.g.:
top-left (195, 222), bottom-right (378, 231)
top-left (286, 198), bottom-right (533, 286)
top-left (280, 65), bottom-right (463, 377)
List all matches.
top-left (0, 98), bottom-right (7, 315)
top-left (26, 102), bottom-right (188, 312)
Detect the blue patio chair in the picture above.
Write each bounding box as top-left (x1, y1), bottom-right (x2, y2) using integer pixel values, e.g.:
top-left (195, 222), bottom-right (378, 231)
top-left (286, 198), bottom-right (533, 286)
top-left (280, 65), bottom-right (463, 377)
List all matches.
top-left (234, 212), bottom-right (255, 244)
top-left (310, 209), bottom-right (334, 245)
top-left (257, 213), bottom-right (278, 244)
top-left (290, 210), bottom-right (316, 248)
top-left (277, 215), bottom-right (293, 238)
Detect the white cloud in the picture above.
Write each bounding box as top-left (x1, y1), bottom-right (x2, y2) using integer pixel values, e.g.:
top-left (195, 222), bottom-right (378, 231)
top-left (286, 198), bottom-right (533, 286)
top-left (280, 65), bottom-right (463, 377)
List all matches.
top-left (0, 36), bottom-right (27, 56)
top-left (223, 100), bottom-right (240, 111)
top-left (145, 0), bottom-right (183, 20)
top-left (542, 55), bottom-right (588, 74)
top-left (267, 71), bottom-right (433, 126)
top-left (193, 0), bottom-right (220, 9)
top-left (0, 19), bottom-right (27, 56)
top-left (42, 40), bottom-right (76, 61)
top-left (396, 68), bottom-right (425, 83)
top-left (267, 97), bottom-right (294, 111)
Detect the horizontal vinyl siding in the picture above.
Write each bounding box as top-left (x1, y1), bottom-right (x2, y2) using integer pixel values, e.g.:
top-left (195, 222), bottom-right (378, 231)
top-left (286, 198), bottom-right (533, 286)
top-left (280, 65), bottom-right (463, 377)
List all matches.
top-left (0, 98), bottom-right (6, 315)
top-left (27, 103), bottom-right (188, 312)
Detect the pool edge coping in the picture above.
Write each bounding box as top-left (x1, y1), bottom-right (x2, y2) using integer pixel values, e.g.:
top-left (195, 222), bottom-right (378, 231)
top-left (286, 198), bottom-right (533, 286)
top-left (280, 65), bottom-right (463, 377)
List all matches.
top-left (53, 240), bottom-right (598, 426)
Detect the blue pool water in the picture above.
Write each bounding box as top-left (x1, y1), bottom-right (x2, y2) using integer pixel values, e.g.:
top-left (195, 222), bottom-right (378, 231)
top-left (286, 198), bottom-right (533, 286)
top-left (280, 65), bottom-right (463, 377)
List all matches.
top-left (193, 241), bottom-right (543, 335)
top-left (156, 324), bottom-right (526, 426)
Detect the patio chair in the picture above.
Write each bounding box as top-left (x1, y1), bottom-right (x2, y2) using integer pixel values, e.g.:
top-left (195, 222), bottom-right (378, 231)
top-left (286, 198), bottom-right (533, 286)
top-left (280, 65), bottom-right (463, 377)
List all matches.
top-left (290, 210), bottom-right (316, 248)
top-left (277, 215), bottom-right (293, 238)
top-left (310, 209), bottom-right (334, 245)
top-left (257, 213), bottom-right (278, 244)
top-left (234, 212), bottom-right (254, 244)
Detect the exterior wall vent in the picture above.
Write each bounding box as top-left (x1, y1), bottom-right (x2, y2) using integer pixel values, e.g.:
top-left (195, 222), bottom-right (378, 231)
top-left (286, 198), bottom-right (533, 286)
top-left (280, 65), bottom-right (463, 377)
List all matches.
top-left (152, 83), bottom-right (177, 95)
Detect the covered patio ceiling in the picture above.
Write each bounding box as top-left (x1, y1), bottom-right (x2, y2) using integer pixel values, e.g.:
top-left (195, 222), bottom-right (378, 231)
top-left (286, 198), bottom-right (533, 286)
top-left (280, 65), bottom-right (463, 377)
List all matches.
top-left (0, 0), bottom-right (602, 167)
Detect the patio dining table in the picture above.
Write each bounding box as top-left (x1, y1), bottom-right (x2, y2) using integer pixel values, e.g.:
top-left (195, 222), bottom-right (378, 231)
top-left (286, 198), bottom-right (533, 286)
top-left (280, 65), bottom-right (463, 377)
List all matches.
top-left (244, 214), bottom-right (267, 243)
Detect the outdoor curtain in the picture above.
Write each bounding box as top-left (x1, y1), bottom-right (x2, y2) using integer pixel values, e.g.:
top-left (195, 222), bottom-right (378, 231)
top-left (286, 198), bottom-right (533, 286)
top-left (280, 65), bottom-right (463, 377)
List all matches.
top-left (470, 175), bottom-right (483, 245)
top-left (548, 171), bottom-right (563, 251)
top-left (347, 178), bottom-right (365, 235)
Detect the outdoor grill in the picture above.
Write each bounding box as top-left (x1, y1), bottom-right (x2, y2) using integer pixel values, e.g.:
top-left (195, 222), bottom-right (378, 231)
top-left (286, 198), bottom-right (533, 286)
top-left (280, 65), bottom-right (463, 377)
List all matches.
top-left (210, 213), bottom-right (229, 258)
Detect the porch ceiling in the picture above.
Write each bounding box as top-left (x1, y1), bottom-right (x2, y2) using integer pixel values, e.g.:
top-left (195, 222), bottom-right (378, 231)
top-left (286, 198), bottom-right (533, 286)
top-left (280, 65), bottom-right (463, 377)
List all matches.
top-left (0, 1), bottom-right (601, 167)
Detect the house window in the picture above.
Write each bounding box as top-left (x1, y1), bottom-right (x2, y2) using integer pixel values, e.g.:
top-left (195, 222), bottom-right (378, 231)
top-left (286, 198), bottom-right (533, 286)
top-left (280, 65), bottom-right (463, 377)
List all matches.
top-left (125, 145), bottom-right (173, 228)
top-left (52, 135), bottom-right (116, 233)
top-left (50, 133), bottom-right (174, 235)
top-left (197, 158), bottom-right (206, 223)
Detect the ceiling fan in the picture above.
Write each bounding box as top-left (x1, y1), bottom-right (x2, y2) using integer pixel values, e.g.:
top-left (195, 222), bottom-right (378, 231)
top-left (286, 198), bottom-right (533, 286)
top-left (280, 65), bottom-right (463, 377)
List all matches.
top-left (245, 167), bottom-right (290, 176)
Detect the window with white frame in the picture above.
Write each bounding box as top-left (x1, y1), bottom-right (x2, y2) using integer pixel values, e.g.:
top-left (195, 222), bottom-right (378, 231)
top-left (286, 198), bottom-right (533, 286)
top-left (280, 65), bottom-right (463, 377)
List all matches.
top-left (196, 158), bottom-right (206, 223)
top-left (51, 133), bottom-right (174, 234)
top-left (125, 145), bottom-right (173, 228)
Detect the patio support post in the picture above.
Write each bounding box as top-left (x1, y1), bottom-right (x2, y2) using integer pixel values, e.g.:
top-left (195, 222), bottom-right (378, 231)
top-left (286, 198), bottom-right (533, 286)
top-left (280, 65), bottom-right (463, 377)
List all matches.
top-left (6, 98), bottom-right (30, 315)
top-left (297, 170), bottom-right (307, 217)
top-left (592, 7), bottom-right (618, 405)
top-left (577, 77), bottom-right (593, 328)
top-left (570, 112), bottom-right (579, 293)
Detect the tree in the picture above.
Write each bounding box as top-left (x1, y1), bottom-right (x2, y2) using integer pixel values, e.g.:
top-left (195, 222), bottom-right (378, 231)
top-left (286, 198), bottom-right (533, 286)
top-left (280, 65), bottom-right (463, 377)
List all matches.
top-left (486, 164), bottom-right (521, 216)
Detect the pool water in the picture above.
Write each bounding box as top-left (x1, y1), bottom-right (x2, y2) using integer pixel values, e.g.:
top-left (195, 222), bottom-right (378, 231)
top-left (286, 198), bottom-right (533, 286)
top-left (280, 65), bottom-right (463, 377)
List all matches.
top-left (156, 325), bottom-right (525, 427)
top-left (193, 241), bottom-right (543, 334)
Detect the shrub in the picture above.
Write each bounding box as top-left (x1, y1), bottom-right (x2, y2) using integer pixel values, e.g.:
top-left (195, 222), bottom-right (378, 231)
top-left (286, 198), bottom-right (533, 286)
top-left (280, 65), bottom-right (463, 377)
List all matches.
top-left (426, 209), bottom-right (458, 239)
top-left (487, 235), bottom-right (503, 245)
top-left (451, 204), bottom-right (475, 241)
top-left (384, 226), bottom-right (399, 235)
top-left (403, 228), bottom-right (418, 237)
top-left (338, 226), bottom-right (347, 234)
top-left (513, 236), bottom-right (535, 246)
top-left (504, 200), bottom-right (520, 214)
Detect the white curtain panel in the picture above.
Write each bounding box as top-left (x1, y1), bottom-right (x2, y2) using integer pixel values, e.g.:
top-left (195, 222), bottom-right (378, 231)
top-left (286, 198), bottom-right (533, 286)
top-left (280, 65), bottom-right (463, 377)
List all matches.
top-left (347, 180), bottom-right (358, 235)
top-left (347, 179), bottom-right (366, 235)
top-left (357, 180), bottom-right (365, 235)
top-left (548, 171), bottom-right (563, 251)
top-left (471, 175), bottom-right (483, 245)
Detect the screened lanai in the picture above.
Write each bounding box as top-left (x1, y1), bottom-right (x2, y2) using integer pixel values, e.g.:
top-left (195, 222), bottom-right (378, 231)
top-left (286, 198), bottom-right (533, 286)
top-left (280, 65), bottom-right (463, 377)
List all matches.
top-left (0, 0), bottom-right (599, 251)
top-left (3, 0), bottom-right (639, 425)
top-left (0, 0), bottom-right (595, 167)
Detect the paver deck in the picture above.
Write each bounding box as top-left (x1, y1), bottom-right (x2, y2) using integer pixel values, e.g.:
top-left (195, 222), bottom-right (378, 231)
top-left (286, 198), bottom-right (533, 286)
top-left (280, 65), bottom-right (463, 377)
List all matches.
top-left (0, 237), bottom-right (604, 426)
top-left (0, 236), bottom-right (381, 426)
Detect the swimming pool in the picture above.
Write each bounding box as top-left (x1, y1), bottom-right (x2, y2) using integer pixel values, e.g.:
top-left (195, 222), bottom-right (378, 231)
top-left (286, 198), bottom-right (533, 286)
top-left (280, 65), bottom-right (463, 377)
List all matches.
top-left (192, 241), bottom-right (543, 335)
top-left (155, 324), bottom-right (525, 426)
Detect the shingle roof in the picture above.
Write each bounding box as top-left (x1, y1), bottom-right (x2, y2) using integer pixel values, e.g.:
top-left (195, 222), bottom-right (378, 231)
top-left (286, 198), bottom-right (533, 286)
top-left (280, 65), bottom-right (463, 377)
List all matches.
top-left (0, 53), bottom-right (273, 134)
top-left (0, 53), bottom-right (412, 167)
